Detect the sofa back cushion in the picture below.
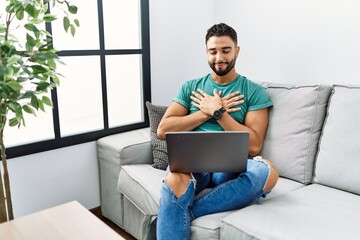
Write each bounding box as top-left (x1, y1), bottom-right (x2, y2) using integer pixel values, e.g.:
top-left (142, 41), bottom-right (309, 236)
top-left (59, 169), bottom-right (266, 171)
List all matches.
top-left (259, 83), bottom-right (332, 184)
top-left (314, 85), bottom-right (360, 195)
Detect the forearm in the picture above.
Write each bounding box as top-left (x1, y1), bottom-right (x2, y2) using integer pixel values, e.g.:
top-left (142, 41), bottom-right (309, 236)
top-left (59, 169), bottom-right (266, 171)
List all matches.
top-left (157, 111), bottom-right (211, 140)
top-left (218, 113), bottom-right (266, 156)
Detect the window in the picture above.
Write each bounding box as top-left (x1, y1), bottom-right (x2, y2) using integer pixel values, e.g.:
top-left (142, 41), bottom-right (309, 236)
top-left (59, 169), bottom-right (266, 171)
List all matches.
top-left (6, 0), bottom-right (150, 158)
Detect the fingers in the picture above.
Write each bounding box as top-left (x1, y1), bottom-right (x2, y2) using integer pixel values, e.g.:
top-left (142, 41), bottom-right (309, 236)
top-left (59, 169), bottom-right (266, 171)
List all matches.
top-left (196, 89), bottom-right (209, 97)
top-left (227, 107), bottom-right (241, 113)
top-left (191, 89), bottom-right (243, 113)
top-left (222, 91), bottom-right (242, 100)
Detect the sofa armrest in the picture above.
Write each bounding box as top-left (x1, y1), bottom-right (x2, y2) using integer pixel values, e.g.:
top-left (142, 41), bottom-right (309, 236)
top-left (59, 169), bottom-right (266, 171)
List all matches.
top-left (97, 127), bottom-right (153, 166)
top-left (96, 127), bottom-right (152, 227)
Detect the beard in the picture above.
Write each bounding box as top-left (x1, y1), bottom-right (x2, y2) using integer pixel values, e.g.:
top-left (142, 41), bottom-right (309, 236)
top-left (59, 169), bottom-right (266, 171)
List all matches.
top-left (208, 56), bottom-right (237, 77)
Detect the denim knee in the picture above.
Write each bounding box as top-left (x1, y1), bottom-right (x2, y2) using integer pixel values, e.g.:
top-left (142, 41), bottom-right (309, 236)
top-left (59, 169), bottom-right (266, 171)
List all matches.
top-left (246, 159), bottom-right (271, 201)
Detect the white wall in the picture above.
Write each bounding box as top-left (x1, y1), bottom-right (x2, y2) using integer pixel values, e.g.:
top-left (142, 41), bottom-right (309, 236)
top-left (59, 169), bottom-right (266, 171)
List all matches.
top-left (149, 0), bottom-right (214, 105)
top-left (213, 0), bottom-right (360, 85)
top-left (6, 0), bottom-right (360, 218)
top-left (7, 142), bottom-right (100, 217)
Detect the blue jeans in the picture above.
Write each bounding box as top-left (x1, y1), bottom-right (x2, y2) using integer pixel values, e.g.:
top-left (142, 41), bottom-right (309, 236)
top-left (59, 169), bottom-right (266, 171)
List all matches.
top-left (156, 159), bottom-right (271, 240)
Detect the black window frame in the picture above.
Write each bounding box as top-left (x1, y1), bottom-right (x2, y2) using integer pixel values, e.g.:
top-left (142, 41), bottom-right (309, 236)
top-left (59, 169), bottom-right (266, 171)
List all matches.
top-left (7, 0), bottom-right (151, 159)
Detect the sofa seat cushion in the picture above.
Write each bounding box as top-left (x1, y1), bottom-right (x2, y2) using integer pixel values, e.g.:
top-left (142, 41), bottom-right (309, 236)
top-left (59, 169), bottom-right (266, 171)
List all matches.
top-left (118, 164), bottom-right (165, 215)
top-left (191, 211), bottom-right (235, 240)
top-left (220, 184), bottom-right (360, 240)
top-left (191, 177), bottom-right (303, 239)
top-left (260, 176), bottom-right (304, 202)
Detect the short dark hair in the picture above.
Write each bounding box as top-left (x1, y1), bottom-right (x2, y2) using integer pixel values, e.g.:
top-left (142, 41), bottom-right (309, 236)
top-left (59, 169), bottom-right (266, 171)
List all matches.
top-left (205, 23), bottom-right (238, 45)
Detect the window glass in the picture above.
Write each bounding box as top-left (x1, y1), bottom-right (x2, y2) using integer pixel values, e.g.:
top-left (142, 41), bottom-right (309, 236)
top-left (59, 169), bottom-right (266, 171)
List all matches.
top-left (5, 100), bottom-right (54, 147)
top-left (106, 55), bottom-right (143, 128)
top-left (51, 0), bottom-right (100, 50)
top-left (102, 0), bottom-right (141, 49)
top-left (56, 56), bottom-right (104, 136)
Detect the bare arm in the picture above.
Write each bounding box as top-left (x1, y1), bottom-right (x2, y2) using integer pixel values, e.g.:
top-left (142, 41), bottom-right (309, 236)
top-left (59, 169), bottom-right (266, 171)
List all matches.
top-left (157, 102), bottom-right (211, 140)
top-left (217, 108), bottom-right (269, 156)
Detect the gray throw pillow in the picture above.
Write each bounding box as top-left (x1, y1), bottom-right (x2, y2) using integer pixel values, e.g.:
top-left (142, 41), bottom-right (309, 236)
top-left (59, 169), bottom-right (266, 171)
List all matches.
top-left (145, 101), bottom-right (168, 170)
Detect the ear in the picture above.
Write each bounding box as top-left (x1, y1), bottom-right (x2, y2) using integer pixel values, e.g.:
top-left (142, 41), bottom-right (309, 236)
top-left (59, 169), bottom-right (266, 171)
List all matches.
top-left (236, 46), bottom-right (240, 56)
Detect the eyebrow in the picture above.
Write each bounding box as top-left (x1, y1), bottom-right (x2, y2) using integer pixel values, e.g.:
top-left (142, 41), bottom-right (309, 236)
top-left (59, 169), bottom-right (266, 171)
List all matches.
top-left (208, 46), bottom-right (232, 51)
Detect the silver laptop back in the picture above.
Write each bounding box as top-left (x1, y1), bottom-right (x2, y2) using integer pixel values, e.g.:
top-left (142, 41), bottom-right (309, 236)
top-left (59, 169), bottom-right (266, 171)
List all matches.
top-left (166, 131), bottom-right (249, 173)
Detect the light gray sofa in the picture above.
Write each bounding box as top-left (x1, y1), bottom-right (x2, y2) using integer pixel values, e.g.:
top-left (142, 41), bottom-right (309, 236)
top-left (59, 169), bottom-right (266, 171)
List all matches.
top-left (97, 83), bottom-right (360, 240)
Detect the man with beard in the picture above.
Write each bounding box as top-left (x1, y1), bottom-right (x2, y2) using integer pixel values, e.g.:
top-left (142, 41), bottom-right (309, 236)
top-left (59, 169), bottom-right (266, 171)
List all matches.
top-left (156, 23), bottom-right (279, 240)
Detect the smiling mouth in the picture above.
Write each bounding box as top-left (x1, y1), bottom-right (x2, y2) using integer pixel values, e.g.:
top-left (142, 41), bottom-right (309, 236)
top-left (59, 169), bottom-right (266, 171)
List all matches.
top-left (215, 62), bottom-right (228, 68)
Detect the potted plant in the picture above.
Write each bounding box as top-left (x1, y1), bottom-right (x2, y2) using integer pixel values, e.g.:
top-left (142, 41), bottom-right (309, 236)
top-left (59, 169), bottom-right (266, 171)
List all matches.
top-left (0, 0), bottom-right (79, 222)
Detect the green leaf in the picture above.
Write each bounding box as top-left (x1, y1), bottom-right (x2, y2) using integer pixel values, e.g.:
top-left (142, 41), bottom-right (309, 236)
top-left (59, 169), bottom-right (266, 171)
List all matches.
top-left (26, 33), bottom-right (37, 46)
top-left (16, 9), bottom-right (24, 20)
top-left (7, 81), bottom-right (22, 91)
top-left (21, 91), bottom-right (34, 100)
top-left (38, 99), bottom-right (45, 111)
top-left (0, 107), bottom-right (7, 117)
top-left (45, 52), bottom-right (59, 59)
top-left (43, 14), bottom-right (57, 22)
top-left (31, 95), bottom-right (39, 109)
top-left (36, 82), bottom-right (51, 91)
top-left (68, 5), bottom-right (78, 14)
top-left (25, 42), bottom-right (34, 53)
top-left (9, 117), bottom-right (19, 127)
top-left (74, 19), bottom-right (80, 27)
top-left (24, 24), bottom-right (40, 33)
top-left (31, 18), bottom-right (44, 24)
top-left (51, 75), bottom-right (60, 85)
top-left (6, 55), bottom-right (20, 65)
top-left (47, 58), bottom-right (57, 70)
top-left (8, 102), bottom-right (20, 112)
top-left (70, 25), bottom-right (76, 37)
top-left (63, 17), bottom-right (70, 32)
top-left (42, 96), bottom-right (53, 107)
top-left (25, 5), bottom-right (36, 18)
top-left (32, 65), bottom-right (47, 74)
top-left (23, 105), bottom-right (36, 115)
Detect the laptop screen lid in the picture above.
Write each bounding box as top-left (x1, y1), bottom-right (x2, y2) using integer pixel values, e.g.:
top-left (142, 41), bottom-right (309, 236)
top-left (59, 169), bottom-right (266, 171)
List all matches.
top-left (166, 131), bottom-right (249, 173)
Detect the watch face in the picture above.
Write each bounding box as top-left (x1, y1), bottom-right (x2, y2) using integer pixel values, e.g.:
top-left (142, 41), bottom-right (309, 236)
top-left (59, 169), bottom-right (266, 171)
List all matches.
top-left (213, 107), bottom-right (226, 120)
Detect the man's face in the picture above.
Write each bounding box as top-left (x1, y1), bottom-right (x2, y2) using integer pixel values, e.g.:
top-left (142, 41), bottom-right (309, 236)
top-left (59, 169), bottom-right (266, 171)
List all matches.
top-left (206, 36), bottom-right (240, 76)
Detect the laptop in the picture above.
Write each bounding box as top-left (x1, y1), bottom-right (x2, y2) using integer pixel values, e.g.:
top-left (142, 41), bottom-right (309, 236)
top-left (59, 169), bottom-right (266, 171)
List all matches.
top-left (165, 131), bottom-right (249, 173)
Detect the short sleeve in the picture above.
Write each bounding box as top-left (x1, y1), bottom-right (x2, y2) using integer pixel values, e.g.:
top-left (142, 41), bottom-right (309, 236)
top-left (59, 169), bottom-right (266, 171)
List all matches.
top-left (173, 82), bottom-right (192, 109)
top-left (248, 84), bottom-right (273, 111)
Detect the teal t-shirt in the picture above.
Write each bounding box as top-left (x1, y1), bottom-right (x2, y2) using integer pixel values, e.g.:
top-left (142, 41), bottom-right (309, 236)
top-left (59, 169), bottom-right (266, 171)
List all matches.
top-left (173, 74), bottom-right (272, 131)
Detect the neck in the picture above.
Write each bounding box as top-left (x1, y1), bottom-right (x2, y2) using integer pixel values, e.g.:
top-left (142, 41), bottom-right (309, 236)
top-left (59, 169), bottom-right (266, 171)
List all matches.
top-left (211, 69), bottom-right (238, 84)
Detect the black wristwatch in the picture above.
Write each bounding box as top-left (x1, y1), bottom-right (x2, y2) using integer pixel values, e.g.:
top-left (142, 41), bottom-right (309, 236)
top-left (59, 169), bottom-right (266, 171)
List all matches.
top-left (213, 107), bottom-right (226, 120)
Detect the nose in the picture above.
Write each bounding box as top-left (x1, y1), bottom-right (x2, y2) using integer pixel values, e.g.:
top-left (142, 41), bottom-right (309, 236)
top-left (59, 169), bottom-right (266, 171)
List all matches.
top-left (215, 52), bottom-right (223, 62)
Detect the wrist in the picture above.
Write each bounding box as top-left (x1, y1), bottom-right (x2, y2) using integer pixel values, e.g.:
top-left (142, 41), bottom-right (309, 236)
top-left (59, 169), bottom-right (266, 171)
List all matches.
top-left (213, 107), bottom-right (226, 120)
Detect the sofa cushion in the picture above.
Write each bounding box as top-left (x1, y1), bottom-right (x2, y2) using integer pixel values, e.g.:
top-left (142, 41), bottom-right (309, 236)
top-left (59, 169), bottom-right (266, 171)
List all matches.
top-left (259, 176), bottom-right (304, 202)
top-left (191, 177), bottom-right (303, 239)
top-left (259, 83), bottom-right (332, 184)
top-left (314, 85), bottom-right (360, 195)
top-left (145, 101), bottom-right (168, 170)
top-left (221, 184), bottom-right (360, 240)
top-left (191, 211), bottom-right (234, 240)
top-left (118, 164), bottom-right (164, 215)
